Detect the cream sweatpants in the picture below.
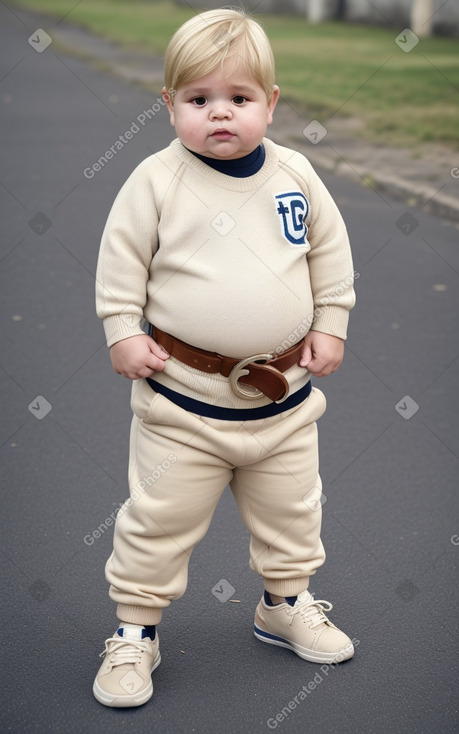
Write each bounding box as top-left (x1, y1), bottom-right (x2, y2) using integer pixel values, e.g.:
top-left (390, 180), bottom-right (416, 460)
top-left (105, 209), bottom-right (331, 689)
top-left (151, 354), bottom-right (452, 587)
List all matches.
top-left (105, 377), bottom-right (327, 626)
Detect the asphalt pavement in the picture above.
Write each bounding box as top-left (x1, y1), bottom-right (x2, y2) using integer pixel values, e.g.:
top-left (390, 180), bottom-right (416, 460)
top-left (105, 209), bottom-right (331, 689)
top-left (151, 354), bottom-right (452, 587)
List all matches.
top-left (1, 5), bottom-right (458, 734)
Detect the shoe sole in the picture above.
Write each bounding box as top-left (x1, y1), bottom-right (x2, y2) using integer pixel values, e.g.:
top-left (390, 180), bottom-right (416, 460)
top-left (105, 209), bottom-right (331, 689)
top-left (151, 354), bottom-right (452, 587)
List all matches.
top-left (254, 625), bottom-right (354, 664)
top-left (92, 651), bottom-right (161, 708)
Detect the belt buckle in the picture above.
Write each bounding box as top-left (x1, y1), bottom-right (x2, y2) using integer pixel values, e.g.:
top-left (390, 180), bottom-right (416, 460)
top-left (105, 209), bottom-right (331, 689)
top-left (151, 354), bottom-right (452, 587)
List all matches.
top-left (229, 353), bottom-right (274, 400)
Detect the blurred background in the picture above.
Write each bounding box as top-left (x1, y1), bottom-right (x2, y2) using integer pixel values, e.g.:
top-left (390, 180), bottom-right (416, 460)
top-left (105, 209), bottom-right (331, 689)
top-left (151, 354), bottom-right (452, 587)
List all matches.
top-left (10, 0), bottom-right (459, 149)
top-left (178, 0), bottom-right (459, 35)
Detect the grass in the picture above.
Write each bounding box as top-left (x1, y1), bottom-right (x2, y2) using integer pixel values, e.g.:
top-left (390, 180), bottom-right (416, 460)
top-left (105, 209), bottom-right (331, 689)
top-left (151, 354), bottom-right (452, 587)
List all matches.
top-left (13, 0), bottom-right (459, 147)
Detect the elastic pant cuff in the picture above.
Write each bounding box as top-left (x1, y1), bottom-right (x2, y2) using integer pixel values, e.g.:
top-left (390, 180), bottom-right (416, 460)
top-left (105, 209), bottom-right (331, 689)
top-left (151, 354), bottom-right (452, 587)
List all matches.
top-left (117, 604), bottom-right (163, 626)
top-left (263, 576), bottom-right (310, 597)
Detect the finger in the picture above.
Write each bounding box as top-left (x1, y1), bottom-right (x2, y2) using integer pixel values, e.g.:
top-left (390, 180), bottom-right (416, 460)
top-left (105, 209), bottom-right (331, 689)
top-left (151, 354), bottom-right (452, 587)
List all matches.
top-left (126, 369), bottom-right (153, 380)
top-left (299, 344), bottom-right (312, 368)
top-left (148, 338), bottom-right (170, 359)
top-left (138, 366), bottom-right (155, 379)
top-left (146, 354), bottom-right (167, 373)
top-left (306, 357), bottom-right (327, 376)
top-left (311, 359), bottom-right (339, 378)
top-left (324, 360), bottom-right (341, 376)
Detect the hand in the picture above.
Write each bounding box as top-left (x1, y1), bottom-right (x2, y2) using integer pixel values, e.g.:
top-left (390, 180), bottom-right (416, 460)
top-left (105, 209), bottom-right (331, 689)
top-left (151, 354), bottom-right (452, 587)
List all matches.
top-left (110, 335), bottom-right (169, 380)
top-left (299, 331), bottom-right (344, 377)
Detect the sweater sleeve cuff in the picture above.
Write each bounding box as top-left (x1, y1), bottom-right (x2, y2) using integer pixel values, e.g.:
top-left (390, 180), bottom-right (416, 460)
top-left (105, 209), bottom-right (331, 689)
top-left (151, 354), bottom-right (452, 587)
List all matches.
top-left (103, 314), bottom-right (146, 348)
top-left (311, 306), bottom-right (350, 340)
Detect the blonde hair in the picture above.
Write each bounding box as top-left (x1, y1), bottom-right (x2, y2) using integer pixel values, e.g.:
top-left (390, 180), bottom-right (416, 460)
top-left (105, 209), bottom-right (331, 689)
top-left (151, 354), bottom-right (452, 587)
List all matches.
top-left (163, 8), bottom-right (276, 101)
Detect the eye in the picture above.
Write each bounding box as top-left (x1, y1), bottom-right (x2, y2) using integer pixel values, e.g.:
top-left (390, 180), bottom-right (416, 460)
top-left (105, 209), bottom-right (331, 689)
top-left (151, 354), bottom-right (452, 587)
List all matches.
top-left (191, 96), bottom-right (207, 107)
top-left (232, 95), bottom-right (247, 105)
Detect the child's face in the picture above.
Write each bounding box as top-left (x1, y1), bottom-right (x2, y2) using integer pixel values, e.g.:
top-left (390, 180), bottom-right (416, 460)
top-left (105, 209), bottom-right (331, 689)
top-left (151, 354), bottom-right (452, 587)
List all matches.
top-left (162, 61), bottom-right (279, 159)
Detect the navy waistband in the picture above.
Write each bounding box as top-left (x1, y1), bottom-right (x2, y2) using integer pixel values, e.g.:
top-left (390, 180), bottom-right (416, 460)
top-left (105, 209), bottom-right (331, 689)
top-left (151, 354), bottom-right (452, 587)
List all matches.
top-left (145, 379), bottom-right (312, 421)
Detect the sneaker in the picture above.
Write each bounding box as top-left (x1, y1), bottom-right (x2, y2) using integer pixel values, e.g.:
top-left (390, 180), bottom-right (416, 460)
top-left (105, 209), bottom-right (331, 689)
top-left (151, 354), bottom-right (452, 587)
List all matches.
top-left (254, 590), bottom-right (354, 664)
top-left (93, 624), bottom-right (161, 707)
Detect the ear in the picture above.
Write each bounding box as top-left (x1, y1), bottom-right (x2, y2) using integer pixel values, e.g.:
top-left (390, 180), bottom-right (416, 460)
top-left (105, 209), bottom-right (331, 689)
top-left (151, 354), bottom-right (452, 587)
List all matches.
top-left (162, 86), bottom-right (175, 126)
top-left (267, 85), bottom-right (280, 125)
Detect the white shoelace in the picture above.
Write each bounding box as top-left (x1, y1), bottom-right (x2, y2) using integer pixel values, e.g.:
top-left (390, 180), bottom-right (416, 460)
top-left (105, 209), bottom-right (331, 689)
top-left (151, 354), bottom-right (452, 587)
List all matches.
top-left (288, 597), bottom-right (333, 629)
top-left (100, 636), bottom-right (151, 666)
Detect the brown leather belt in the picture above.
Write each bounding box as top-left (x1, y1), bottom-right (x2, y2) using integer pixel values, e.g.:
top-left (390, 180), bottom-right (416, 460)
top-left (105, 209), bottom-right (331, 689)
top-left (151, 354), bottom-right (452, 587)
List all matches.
top-left (152, 326), bottom-right (303, 403)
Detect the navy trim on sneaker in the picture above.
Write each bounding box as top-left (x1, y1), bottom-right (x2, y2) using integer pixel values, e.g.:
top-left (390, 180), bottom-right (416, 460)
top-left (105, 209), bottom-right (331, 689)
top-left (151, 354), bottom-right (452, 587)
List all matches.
top-left (254, 625), bottom-right (288, 644)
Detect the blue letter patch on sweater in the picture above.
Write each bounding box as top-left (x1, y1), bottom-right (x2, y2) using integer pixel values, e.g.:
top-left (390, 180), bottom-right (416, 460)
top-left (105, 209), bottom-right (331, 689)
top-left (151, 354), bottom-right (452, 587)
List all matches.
top-left (274, 191), bottom-right (309, 245)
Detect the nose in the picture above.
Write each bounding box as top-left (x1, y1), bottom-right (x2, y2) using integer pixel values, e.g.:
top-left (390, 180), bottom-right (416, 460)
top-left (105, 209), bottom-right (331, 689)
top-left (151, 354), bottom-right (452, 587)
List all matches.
top-left (209, 100), bottom-right (232, 120)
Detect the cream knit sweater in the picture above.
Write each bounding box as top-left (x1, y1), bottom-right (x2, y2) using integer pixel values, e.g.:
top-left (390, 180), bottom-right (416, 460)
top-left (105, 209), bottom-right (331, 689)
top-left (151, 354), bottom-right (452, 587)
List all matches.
top-left (96, 137), bottom-right (355, 405)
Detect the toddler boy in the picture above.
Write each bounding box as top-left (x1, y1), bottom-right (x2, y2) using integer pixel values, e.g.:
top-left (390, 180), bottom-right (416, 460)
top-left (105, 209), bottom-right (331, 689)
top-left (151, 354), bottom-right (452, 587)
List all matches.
top-left (93, 8), bottom-right (356, 707)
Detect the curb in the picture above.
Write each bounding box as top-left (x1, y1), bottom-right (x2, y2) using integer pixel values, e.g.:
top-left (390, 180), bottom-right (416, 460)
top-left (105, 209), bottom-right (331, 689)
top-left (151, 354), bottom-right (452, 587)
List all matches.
top-left (284, 140), bottom-right (459, 224)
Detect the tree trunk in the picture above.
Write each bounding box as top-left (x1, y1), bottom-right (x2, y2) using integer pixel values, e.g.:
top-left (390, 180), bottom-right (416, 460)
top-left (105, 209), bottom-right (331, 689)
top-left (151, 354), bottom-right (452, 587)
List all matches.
top-left (308, 0), bottom-right (333, 23)
top-left (411, 0), bottom-right (434, 37)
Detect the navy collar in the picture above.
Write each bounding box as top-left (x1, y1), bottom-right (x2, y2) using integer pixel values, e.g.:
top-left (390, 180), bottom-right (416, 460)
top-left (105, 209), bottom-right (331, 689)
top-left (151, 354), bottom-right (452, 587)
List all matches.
top-left (187, 144), bottom-right (265, 178)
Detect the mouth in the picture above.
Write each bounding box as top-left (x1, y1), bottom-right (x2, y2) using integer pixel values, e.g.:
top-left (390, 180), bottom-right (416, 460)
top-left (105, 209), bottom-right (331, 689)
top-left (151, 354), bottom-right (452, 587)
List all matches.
top-left (211, 130), bottom-right (235, 140)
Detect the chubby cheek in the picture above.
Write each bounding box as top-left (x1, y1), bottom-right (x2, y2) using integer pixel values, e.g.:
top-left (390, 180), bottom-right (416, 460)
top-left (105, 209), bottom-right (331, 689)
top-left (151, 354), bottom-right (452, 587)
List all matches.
top-left (247, 120), bottom-right (267, 136)
top-left (175, 122), bottom-right (202, 149)
top-left (243, 117), bottom-right (269, 142)
top-left (174, 110), bottom-right (204, 143)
